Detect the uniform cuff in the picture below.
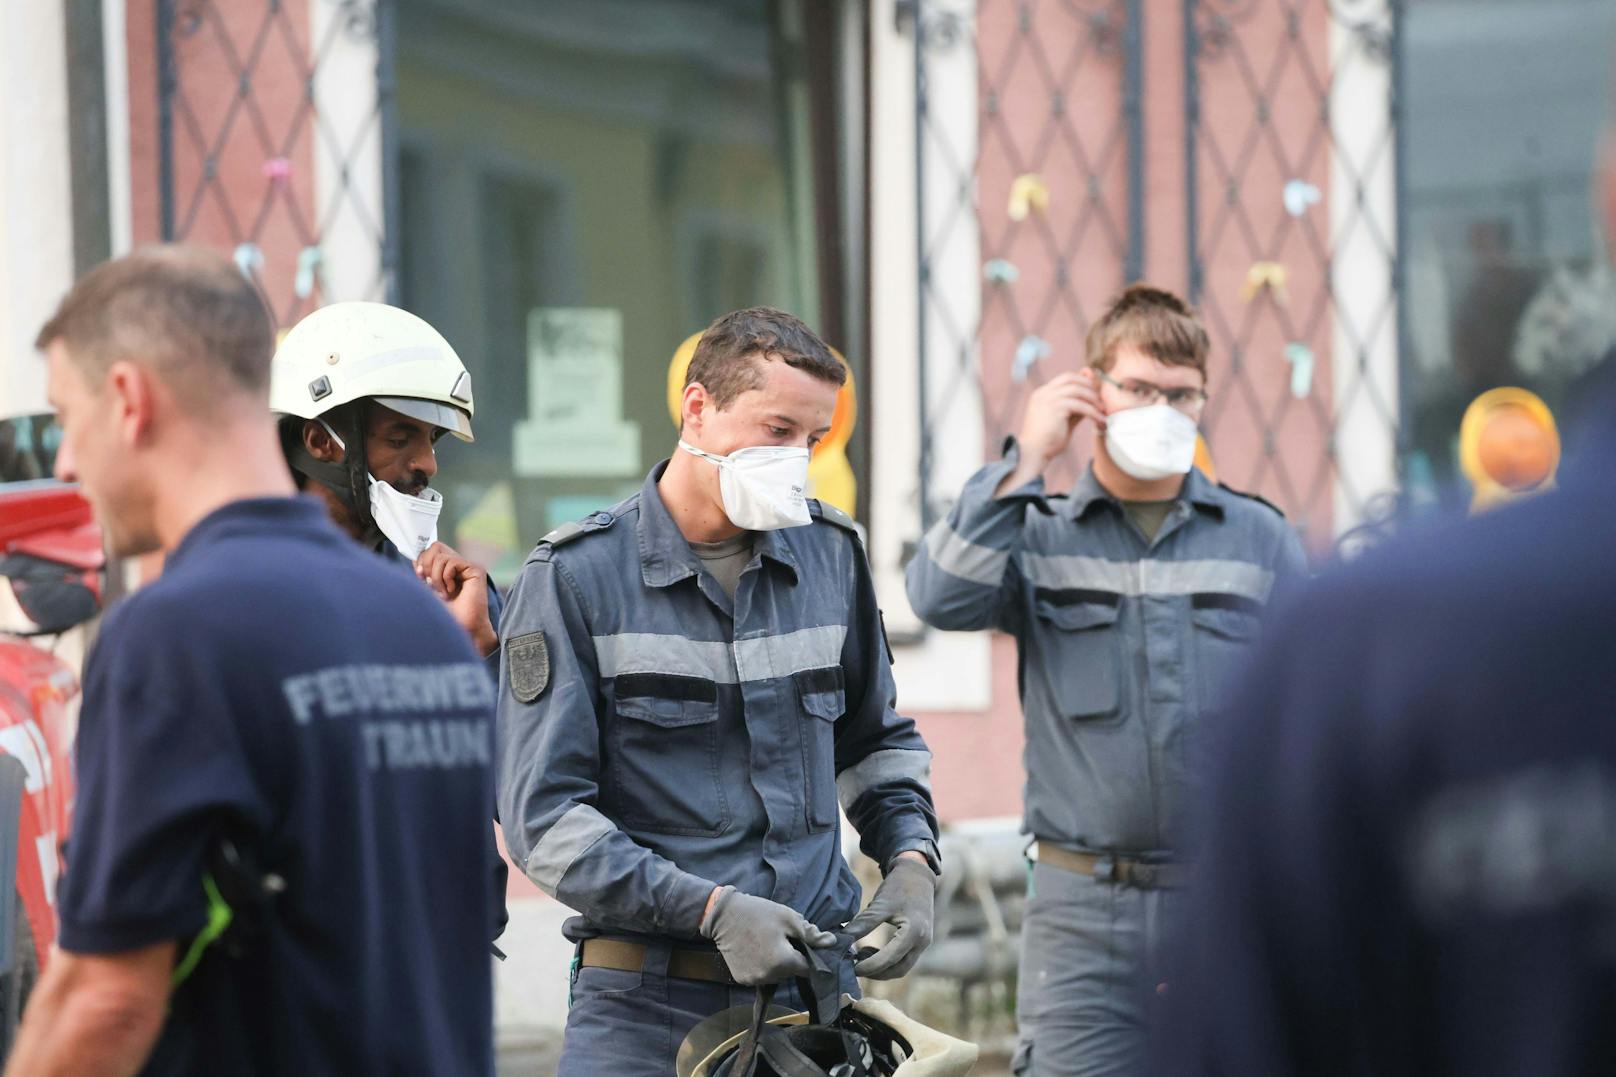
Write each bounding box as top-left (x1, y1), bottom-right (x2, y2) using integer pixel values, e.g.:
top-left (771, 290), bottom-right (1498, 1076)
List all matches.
top-left (59, 906), bottom-right (206, 956)
top-left (887, 838), bottom-right (941, 876)
top-left (661, 870), bottom-right (722, 939)
top-left (979, 437), bottom-right (1049, 508)
top-left (871, 821), bottom-right (941, 877)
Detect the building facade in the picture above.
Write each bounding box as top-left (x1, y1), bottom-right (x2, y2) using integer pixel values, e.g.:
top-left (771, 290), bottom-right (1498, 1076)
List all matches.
top-left (3, 0), bottom-right (1614, 1048)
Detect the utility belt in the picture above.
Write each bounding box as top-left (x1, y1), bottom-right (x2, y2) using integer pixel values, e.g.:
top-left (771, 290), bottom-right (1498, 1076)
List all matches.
top-left (577, 937), bottom-right (739, 986)
top-left (1033, 842), bottom-right (1188, 890)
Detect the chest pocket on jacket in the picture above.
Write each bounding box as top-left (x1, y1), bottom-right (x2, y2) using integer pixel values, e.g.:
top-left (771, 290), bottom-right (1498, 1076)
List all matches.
top-left (794, 666), bottom-right (845, 831)
top-left (1033, 592), bottom-right (1122, 720)
top-left (1190, 594), bottom-right (1262, 713)
top-left (608, 673), bottom-right (729, 837)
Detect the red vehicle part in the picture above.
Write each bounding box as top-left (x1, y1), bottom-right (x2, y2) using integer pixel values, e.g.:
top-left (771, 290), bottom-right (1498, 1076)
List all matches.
top-left (0, 650), bottom-right (75, 967)
top-left (0, 484), bottom-right (92, 551)
top-left (0, 482), bottom-right (97, 976)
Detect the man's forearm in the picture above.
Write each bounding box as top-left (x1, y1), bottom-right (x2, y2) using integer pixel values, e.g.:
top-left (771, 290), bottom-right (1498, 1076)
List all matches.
top-left (6, 995), bottom-right (161, 1077)
top-left (6, 950), bottom-right (169, 1077)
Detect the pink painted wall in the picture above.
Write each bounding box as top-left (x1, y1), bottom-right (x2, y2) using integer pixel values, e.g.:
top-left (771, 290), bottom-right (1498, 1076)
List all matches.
top-left (973, 0), bottom-right (1132, 493)
top-left (126, 0), bottom-right (322, 326)
top-left (1189, 1), bottom-right (1337, 543)
top-left (912, 636), bottom-right (1025, 823)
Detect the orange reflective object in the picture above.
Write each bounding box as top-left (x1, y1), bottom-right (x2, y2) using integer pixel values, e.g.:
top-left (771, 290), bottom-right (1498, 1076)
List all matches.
top-left (1475, 404), bottom-right (1556, 490)
top-left (1458, 386), bottom-right (1560, 513)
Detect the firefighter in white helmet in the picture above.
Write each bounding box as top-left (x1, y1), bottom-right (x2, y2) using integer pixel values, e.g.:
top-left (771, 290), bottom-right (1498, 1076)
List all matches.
top-left (271, 301), bottom-right (498, 656)
top-left (273, 301), bottom-right (509, 950)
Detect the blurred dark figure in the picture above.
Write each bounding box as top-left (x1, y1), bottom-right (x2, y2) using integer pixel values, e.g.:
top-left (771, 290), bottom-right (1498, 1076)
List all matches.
top-left (1452, 219), bottom-right (1540, 392)
top-left (1153, 127), bottom-right (1616, 1075)
top-left (0, 419), bottom-right (42, 482)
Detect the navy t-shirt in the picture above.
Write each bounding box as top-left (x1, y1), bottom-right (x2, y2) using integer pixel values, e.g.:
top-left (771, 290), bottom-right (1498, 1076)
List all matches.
top-left (1155, 397), bottom-right (1616, 1076)
top-left (58, 498), bottom-right (496, 1075)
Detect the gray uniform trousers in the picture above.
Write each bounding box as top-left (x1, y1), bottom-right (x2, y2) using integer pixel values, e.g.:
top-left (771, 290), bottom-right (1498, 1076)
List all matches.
top-left (1013, 862), bottom-right (1177, 1077)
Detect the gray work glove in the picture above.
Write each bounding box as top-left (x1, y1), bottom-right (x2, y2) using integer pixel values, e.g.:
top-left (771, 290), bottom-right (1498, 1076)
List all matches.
top-left (701, 887), bottom-right (838, 986)
top-left (844, 857), bottom-right (938, 980)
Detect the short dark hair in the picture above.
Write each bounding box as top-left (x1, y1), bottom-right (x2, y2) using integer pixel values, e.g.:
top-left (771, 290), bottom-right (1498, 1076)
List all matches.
top-left (1085, 284), bottom-right (1210, 378)
top-left (35, 244), bottom-right (275, 408)
top-left (684, 307), bottom-right (846, 410)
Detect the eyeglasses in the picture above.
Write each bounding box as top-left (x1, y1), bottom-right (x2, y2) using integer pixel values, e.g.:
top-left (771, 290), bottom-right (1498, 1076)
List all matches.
top-left (1095, 368), bottom-right (1208, 414)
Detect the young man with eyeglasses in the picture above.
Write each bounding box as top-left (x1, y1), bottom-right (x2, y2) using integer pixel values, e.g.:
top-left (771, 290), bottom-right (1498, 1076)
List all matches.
top-left (906, 284), bottom-right (1306, 1077)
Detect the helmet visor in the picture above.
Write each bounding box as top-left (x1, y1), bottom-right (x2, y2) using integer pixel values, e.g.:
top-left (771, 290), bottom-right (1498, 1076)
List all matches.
top-left (676, 1005), bottom-right (802, 1077)
top-left (372, 396), bottom-right (474, 442)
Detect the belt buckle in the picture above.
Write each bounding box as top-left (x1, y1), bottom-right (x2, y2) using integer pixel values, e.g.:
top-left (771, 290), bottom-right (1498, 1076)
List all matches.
top-left (1093, 854), bottom-right (1117, 883)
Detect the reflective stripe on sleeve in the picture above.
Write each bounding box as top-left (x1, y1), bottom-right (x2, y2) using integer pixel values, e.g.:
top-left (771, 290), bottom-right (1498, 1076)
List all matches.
top-left (525, 803), bottom-right (617, 896)
top-left (837, 748), bottom-right (934, 812)
top-left (922, 519), bottom-right (1012, 586)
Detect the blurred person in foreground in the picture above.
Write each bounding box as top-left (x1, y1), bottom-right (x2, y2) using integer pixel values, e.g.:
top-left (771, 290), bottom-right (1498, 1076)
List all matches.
top-left (1153, 112), bottom-right (1616, 1076)
top-left (8, 247), bottom-right (496, 1075)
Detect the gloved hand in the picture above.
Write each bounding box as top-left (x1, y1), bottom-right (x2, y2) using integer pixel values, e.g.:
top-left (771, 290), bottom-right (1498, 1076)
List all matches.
top-left (701, 887), bottom-right (838, 986)
top-left (844, 856), bottom-right (938, 979)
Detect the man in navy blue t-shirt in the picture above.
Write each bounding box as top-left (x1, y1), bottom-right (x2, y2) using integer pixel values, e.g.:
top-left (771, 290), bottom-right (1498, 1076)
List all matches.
top-left (1155, 364), bottom-right (1616, 1077)
top-left (10, 247), bottom-right (495, 1075)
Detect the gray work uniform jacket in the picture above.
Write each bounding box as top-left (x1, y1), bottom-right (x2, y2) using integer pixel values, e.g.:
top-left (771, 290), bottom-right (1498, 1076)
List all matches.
top-left (497, 462), bottom-right (940, 941)
top-left (905, 440), bottom-right (1306, 856)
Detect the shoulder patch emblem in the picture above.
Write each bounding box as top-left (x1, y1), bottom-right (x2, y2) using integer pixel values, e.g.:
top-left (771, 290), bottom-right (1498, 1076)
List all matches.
top-left (508, 631), bottom-right (550, 703)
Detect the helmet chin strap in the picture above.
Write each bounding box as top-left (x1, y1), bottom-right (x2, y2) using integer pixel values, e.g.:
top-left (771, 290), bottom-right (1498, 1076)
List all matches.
top-left (285, 404), bottom-right (386, 549)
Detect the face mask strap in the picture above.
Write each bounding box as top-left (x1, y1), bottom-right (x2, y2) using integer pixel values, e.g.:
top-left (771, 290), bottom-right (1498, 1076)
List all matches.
top-left (678, 439), bottom-right (727, 467)
top-left (305, 403), bottom-right (384, 548)
top-left (285, 412), bottom-right (357, 507)
top-left (679, 439), bottom-right (812, 465)
top-left (317, 419), bottom-right (346, 453)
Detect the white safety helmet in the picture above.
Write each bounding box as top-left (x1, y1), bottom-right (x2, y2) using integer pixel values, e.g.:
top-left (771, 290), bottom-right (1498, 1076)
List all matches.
top-left (677, 996), bottom-right (978, 1077)
top-left (270, 301), bottom-right (475, 442)
top-left (270, 302), bottom-right (474, 548)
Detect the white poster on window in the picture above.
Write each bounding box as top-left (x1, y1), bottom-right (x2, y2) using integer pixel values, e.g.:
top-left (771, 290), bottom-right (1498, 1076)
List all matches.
top-left (513, 307), bottom-right (640, 476)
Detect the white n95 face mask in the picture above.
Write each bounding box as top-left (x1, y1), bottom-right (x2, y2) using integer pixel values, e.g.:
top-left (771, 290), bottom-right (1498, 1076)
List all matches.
top-left (369, 478), bottom-right (442, 559)
top-left (1104, 404), bottom-right (1199, 482)
top-left (319, 420), bottom-right (443, 558)
top-left (679, 440), bottom-right (812, 531)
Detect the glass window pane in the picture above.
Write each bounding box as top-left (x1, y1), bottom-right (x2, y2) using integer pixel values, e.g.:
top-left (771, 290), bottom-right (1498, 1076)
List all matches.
top-left (0, 415), bottom-right (63, 486)
top-left (396, 0), bottom-right (846, 583)
top-left (1403, 0), bottom-right (1616, 507)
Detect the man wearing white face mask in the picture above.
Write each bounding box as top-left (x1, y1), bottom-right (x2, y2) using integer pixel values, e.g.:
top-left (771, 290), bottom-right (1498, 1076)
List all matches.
top-left (496, 307), bottom-right (941, 1076)
top-left (271, 302), bottom-right (500, 658)
top-left (907, 284), bottom-right (1307, 1077)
